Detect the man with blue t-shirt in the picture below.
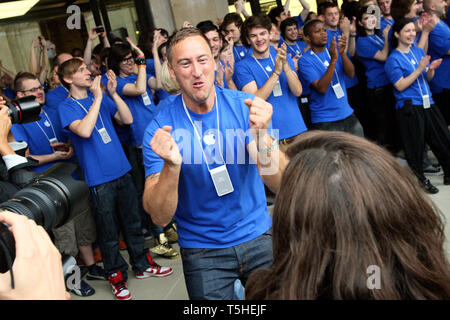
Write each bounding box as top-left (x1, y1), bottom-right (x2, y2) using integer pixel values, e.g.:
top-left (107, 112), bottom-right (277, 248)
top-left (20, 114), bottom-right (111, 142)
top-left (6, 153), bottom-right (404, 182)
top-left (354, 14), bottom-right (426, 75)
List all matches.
top-left (424, 0), bottom-right (450, 125)
top-left (280, 17), bottom-right (308, 59)
top-left (298, 20), bottom-right (364, 136)
top-left (11, 71), bottom-right (108, 297)
top-left (142, 28), bottom-right (289, 300)
top-left (58, 59), bottom-right (173, 300)
top-left (378, 0), bottom-right (395, 36)
top-left (12, 72), bottom-right (73, 172)
top-left (221, 13), bottom-right (251, 62)
top-left (46, 53), bottom-right (73, 111)
top-left (234, 14), bottom-right (307, 149)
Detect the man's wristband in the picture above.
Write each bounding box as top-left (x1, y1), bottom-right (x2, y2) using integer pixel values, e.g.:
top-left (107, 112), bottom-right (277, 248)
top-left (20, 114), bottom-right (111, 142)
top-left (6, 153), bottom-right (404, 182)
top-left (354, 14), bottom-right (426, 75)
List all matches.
top-left (135, 56), bottom-right (146, 66)
top-left (258, 138), bottom-right (279, 155)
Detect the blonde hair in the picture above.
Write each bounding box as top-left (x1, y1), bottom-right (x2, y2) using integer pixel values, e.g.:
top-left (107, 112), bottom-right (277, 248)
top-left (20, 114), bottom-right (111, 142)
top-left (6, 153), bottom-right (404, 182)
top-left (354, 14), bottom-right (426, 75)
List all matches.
top-left (161, 60), bottom-right (180, 94)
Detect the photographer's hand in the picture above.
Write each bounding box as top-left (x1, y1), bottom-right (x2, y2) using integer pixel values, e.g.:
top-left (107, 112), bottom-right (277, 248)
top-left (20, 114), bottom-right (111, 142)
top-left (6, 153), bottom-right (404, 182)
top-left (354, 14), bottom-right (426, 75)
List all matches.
top-left (0, 211), bottom-right (70, 300)
top-left (0, 103), bottom-right (14, 157)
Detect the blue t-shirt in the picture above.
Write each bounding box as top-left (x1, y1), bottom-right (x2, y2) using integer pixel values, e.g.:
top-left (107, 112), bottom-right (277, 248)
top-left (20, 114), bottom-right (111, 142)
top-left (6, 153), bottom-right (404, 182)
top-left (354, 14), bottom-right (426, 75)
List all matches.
top-left (428, 21), bottom-right (450, 90)
top-left (116, 74), bottom-right (156, 147)
top-left (298, 48), bottom-right (354, 123)
top-left (143, 87), bottom-right (272, 249)
top-left (2, 87), bottom-right (14, 100)
top-left (58, 93), bottom-right (131, 186)
top-left (156, 88), bottom-right (171, 103)
top-left (233, 46), bottom-right (307, 139)
top-left (446, 7), bottom-right (450, 26)
top-left (385, 46), bottom-right (434, 109)
top-left (293, 14), bottom-right (305, 29)
top-left (11, 106), bottom-right (70, 173)
top-left (233, 45), bottom-right (251, 62)
top-left (146, 59), bottom-right (156, 77)
top-left (283, 39), bottom-right (308, 58)
top-left (356, 35), bottom-right (390, 88)
top-left (379, 16), bottom-right (394, 38)
top-left (326, 29), bottom-right (358, 89)
top-left (45, 84), bottom-right (70, 111)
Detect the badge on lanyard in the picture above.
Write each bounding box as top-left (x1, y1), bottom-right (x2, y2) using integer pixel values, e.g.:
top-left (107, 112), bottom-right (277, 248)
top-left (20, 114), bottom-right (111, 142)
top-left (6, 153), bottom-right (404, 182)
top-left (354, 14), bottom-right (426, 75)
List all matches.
top-left (209, 165), bottom-right (234, 197)
top-left (423, 94), bottom-right (431, 109)
top-left (273, 80), bottom-right (283, 97)
top-left (98, 128), bottom-right (112, 144)
top-left (142, 92), bottom-right (152, 106)
top-left (332, 83), bottom-right (345, 99)
top-left (49, 137), bottom-right (58, 145)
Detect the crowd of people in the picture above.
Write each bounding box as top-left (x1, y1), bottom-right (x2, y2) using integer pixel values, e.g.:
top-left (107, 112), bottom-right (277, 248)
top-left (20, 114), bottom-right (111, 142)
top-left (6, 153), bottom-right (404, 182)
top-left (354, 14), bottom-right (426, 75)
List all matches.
top-left (0, 0), bottom-right (449, 300)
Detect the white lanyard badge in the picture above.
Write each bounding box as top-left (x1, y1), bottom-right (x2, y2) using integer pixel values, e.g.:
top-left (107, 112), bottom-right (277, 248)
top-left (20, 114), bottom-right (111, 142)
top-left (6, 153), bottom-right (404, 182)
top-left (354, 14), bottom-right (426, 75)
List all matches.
top-left (400, 50), bottom-right (430, 109)
top-left (181, 95), bottom-right (234, 197)
top-left (253, 54), bottom-right (283, 97)
top-left (311, 49), bottom-right (344, 99)
top-left (36, 111), bottom-right (58, 145)
top-left (71, 97), bottom-right (112, 144)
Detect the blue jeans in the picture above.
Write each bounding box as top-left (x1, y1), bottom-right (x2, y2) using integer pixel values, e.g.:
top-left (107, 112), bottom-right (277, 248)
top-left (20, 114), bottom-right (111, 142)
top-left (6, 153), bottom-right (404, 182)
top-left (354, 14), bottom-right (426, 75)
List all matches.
top-left (180, 229), bottom-right (273, 300)
top-left (90, 172), bottom-right (150, 280)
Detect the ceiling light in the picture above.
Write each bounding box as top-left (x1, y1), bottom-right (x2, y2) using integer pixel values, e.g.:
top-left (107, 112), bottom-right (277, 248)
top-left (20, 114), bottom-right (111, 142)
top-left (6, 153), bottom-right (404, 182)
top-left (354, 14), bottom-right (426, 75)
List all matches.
top-left (0, 0), bottom-right (40, 20)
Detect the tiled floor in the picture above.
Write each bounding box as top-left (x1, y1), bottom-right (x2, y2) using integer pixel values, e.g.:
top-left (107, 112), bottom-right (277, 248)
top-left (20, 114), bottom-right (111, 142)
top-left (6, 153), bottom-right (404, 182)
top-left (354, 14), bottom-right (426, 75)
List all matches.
top-left (71, 165), bottom-right (450, 300)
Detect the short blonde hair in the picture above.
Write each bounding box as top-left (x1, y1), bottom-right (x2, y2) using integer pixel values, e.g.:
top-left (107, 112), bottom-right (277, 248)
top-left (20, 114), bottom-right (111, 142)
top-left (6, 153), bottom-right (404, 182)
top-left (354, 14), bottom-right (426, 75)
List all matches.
top-left (161, 60), bottom-right (180, 94)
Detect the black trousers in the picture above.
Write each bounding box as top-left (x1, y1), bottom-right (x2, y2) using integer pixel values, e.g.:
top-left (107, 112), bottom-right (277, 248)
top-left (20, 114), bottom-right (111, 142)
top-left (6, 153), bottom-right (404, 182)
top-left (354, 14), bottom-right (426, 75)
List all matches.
top-left (395, 102), bottom-right (450, 181)
top-left (433, 89), bottom-right (450, 126)
top-left (366, 85), bottom-right (398, 152)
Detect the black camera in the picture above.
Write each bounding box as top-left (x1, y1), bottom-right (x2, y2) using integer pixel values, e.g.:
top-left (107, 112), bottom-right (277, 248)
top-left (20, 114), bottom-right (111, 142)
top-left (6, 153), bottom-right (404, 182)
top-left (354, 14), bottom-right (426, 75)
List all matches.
top-left (95, 26), bottom-right (105, 34)
top-left (0, 163), bottom-right (90, 273)
top-left (6, 96), bottom-right (41, 124)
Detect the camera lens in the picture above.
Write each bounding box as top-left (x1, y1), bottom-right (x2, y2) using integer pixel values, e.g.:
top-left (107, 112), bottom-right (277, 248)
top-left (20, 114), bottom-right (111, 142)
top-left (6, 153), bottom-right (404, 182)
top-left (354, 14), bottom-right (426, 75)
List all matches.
top-left (0, 163), bottom-right (90, 272)
top-left (6, 96), bottom-right (41, 124)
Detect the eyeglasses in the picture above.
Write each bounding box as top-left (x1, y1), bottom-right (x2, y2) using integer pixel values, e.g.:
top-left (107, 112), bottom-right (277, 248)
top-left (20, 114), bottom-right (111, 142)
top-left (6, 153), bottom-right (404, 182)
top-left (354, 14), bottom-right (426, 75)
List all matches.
top-left (20, 85), bottom-right (43, 93)
top-left (121, 55), bottom-right (134, 64)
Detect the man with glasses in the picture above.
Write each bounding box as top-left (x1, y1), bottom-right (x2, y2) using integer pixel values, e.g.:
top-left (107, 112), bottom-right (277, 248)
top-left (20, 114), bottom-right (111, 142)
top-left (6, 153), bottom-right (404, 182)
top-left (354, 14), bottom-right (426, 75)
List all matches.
top-left (12, 72), bottom-right (74, 172)
top-left (11, 72), bottom-right (107, 297)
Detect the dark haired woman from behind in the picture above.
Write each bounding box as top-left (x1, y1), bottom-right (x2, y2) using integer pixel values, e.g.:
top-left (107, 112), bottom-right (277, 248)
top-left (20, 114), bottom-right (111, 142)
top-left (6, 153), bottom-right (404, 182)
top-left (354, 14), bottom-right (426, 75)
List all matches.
top-left (245, 130), bottom-right (450, 299)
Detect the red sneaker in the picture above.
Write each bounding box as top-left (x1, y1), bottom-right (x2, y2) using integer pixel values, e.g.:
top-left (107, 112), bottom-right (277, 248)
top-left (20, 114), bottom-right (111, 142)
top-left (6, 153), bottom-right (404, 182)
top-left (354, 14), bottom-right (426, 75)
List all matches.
top-left (135, 253), bottom-right (173, 279)
top-left (108, 271), bottom-right (132, 300)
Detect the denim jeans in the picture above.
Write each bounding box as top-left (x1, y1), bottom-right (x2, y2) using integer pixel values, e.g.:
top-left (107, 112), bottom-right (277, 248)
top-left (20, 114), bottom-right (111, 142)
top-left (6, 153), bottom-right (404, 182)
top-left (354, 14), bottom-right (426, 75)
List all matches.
top-left (180, 229), bottom-right (273, 300)
top-left (90, 172), bottom-right (150, 279)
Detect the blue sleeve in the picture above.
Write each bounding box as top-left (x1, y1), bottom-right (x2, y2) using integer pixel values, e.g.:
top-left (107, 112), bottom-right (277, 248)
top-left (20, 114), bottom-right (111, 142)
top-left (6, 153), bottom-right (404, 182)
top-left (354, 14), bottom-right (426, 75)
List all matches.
top-left (298, 56), bottom-right (322, 86)
top-left (356, 37), bottom-right (379, 59)
top-left (286, 53), bottom-right (296, 71)
top-left (102, 94), bottom-right (118, 118)
top-left (233, 60), bottom-right (254, 90)
top-left (146, 59), bottom-right (155, 77)
top-left (58, 100), bottom-right (83, 130)
top-left (10, 124), bottom-right (28, 143)
top-left (429, 23), bottom-right (450, 57)
top-left (142, 119), bottom-right (165, 177)
top-left (46, 109), bottom-right (69, 142)
top-left (384, 54), bottom-right (403, 85)
top-left (115, 77), bottom-right (127, 97)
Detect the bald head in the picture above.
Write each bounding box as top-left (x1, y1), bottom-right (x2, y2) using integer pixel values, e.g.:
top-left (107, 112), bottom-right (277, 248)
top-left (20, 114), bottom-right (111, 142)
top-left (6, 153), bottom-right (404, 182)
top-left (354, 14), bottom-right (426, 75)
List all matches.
top-left (423, 0), bottom-right (446, 17)
top-left (56, 53), bottom-right (73, 67)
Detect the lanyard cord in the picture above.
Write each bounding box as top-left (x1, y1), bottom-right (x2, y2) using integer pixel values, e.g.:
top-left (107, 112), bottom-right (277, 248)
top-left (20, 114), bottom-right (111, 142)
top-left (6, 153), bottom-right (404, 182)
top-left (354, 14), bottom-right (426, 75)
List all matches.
top-left (181, 94), bottom-right (226, 170)
top-left (71, 97), bottom-right (108, 132)
top-left (399, 49), bottom-right (429, 97)
top-left (311, 49), bottom-right (341, 86)
top-left (252, 53), bottom-right (276, 80)
top-left (368, 34), bottom-right (384, 47)
top-left (35, 111), bottom-right (58, 143)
